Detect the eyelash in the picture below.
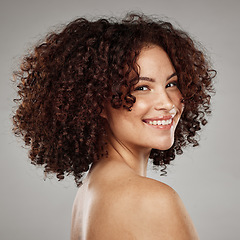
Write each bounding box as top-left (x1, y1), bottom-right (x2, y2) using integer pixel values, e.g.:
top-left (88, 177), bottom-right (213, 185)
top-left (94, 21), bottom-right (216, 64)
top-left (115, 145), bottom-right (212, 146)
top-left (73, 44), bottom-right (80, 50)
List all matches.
top-left (166, 81), bottom-right (178, 88)
top-left (134, 81), bottom-right (178, 91)
top-left (134, 85), bottom-right (149, 91)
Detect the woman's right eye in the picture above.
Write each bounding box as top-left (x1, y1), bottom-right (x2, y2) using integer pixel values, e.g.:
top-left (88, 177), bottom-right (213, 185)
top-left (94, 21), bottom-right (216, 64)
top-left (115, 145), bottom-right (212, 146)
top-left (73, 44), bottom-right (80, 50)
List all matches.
top-left (134, 85), bottom-right (149, 91)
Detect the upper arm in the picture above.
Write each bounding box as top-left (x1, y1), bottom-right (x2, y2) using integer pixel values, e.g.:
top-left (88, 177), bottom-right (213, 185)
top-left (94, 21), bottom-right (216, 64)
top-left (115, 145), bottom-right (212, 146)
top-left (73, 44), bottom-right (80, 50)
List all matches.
top-left (130, 181), bottom-right (199, 240)
top-left (151, 186), bottom-right (198, 239)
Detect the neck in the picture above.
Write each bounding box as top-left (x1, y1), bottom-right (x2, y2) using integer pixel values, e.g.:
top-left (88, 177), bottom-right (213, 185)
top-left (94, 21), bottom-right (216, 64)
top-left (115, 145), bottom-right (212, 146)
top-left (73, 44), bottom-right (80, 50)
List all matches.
top-left (103, 132), bottom-right (151, 177)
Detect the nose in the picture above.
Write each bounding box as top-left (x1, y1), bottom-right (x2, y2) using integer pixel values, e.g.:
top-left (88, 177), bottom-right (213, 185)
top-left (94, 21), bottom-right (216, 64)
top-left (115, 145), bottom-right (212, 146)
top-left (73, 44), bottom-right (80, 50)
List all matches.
top-left (153, 90), bottom-right (174, 111)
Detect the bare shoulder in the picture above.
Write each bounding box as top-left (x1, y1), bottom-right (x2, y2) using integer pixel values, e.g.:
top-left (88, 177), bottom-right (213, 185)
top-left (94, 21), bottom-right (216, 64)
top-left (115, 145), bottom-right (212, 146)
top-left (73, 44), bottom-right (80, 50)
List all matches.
top-left (123, 176), bottom-right (200, 240)
top-left (87, 161), bottom-right (199, 239)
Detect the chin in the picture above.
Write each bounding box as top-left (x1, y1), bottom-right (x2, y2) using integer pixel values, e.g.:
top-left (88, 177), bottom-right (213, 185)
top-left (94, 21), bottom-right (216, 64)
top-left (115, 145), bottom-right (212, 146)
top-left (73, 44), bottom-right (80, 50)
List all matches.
top-left (153, 140), bottom-right (174, 151)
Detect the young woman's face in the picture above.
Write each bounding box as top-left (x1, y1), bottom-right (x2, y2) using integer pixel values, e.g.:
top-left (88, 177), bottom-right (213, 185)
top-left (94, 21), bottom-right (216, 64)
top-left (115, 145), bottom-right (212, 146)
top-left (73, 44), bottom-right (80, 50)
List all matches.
top-left (104, 45), bottom-right (184, 152)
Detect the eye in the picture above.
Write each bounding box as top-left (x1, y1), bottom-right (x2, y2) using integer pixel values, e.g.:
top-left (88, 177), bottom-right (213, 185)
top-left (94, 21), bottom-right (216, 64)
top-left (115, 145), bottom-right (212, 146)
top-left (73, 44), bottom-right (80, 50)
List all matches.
top-left (166, 81), bottom-right (178, 88)
top-left (134, 85), bottom-right (150, 91)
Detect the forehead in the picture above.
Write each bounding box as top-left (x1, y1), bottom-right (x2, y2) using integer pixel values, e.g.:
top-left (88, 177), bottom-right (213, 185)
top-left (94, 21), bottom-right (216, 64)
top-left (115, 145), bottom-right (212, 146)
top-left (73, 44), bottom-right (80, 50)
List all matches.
top-left (136, 45), bottom-right (175, 76)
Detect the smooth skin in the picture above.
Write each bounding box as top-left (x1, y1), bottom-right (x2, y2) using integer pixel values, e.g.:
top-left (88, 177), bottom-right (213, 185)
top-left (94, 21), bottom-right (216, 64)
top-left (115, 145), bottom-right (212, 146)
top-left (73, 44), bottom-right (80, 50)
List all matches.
top-left (71, 45), bottom-right (199, 240)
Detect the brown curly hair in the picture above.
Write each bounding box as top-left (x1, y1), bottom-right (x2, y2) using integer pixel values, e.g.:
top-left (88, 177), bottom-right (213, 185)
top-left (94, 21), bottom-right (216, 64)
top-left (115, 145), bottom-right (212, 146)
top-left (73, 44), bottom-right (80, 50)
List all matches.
top-left (11, 13), bottom-right (216, 186)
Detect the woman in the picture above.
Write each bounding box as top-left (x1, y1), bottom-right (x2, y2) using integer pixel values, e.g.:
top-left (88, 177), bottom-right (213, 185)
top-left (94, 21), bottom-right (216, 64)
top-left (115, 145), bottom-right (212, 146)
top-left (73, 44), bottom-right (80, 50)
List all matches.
top-left (12, 13), bottom-right (216, 239)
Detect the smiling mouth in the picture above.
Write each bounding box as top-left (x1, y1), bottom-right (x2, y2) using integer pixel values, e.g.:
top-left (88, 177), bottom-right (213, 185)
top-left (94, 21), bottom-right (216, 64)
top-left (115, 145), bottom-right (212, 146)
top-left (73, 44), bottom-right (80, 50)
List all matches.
top-left (144, 119), bottom-right (173, 126)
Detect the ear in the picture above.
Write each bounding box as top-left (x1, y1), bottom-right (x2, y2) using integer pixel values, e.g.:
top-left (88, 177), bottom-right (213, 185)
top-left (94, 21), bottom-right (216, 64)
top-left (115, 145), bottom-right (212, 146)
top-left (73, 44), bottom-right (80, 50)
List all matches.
top-left (100, 101), bottom-right (110, 120)
top-left (100, 108), bottom-right (107, 119)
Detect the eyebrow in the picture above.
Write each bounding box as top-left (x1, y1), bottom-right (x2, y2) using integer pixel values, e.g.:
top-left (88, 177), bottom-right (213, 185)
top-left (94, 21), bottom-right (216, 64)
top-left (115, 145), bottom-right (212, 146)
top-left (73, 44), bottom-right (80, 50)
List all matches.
top-left (138, 72), bottom-right (177, 82)
top-left (167, 72), bottom-right (177, 80)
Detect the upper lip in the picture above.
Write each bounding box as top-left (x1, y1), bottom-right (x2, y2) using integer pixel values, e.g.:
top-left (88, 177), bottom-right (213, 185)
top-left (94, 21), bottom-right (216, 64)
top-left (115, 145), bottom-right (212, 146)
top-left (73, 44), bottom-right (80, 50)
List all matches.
top-left (143, 115), bottom-right (175, 122)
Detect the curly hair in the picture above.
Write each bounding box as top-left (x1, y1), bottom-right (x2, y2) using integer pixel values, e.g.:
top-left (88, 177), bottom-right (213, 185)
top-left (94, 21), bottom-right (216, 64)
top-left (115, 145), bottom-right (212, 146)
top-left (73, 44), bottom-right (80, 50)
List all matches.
top-left (11, 13), bottom-right (216, 186)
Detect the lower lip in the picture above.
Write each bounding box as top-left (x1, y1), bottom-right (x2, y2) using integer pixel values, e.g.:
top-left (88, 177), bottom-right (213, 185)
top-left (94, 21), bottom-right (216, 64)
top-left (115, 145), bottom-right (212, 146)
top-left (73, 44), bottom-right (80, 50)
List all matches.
top-left (143, 120), bottom-right (174, 130)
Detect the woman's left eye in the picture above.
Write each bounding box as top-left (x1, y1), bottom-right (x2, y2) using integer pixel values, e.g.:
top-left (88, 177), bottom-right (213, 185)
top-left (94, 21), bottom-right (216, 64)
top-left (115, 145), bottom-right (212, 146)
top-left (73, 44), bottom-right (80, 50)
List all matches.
top-left (166, 81), bottom-right (178, 88)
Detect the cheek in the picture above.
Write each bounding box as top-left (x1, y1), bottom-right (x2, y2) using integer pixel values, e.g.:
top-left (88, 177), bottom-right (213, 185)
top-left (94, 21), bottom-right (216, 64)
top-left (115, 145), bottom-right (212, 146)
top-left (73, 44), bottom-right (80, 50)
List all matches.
top-left (131, 97), bottom-right (150, 115)
top-left (172, 91), bottom-right (184, 114)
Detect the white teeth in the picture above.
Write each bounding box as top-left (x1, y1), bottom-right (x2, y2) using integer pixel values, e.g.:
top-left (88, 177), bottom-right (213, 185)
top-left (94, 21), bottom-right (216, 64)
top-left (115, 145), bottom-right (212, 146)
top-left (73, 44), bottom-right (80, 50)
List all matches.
top-left (146, 119), bottom-right (172, 126)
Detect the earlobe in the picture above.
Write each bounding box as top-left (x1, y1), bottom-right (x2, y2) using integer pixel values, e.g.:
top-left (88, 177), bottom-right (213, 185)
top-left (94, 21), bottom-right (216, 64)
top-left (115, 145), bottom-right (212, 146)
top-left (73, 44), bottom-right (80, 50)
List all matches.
top-left (100, 102), bottom-right (111, 120)
top-left (100, 108), bottom-right (107, 119)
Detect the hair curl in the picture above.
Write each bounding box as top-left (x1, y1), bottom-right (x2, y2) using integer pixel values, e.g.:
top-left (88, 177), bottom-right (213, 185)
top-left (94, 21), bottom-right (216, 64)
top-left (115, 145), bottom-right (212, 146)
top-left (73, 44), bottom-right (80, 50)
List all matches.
top-left (11, 13), bottom-right (216, 186)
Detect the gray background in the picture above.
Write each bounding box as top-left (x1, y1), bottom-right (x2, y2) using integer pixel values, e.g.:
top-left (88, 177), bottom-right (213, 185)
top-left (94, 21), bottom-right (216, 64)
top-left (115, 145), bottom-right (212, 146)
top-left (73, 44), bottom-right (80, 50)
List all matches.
top-left (1, 0), bottom-right (239, 239)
